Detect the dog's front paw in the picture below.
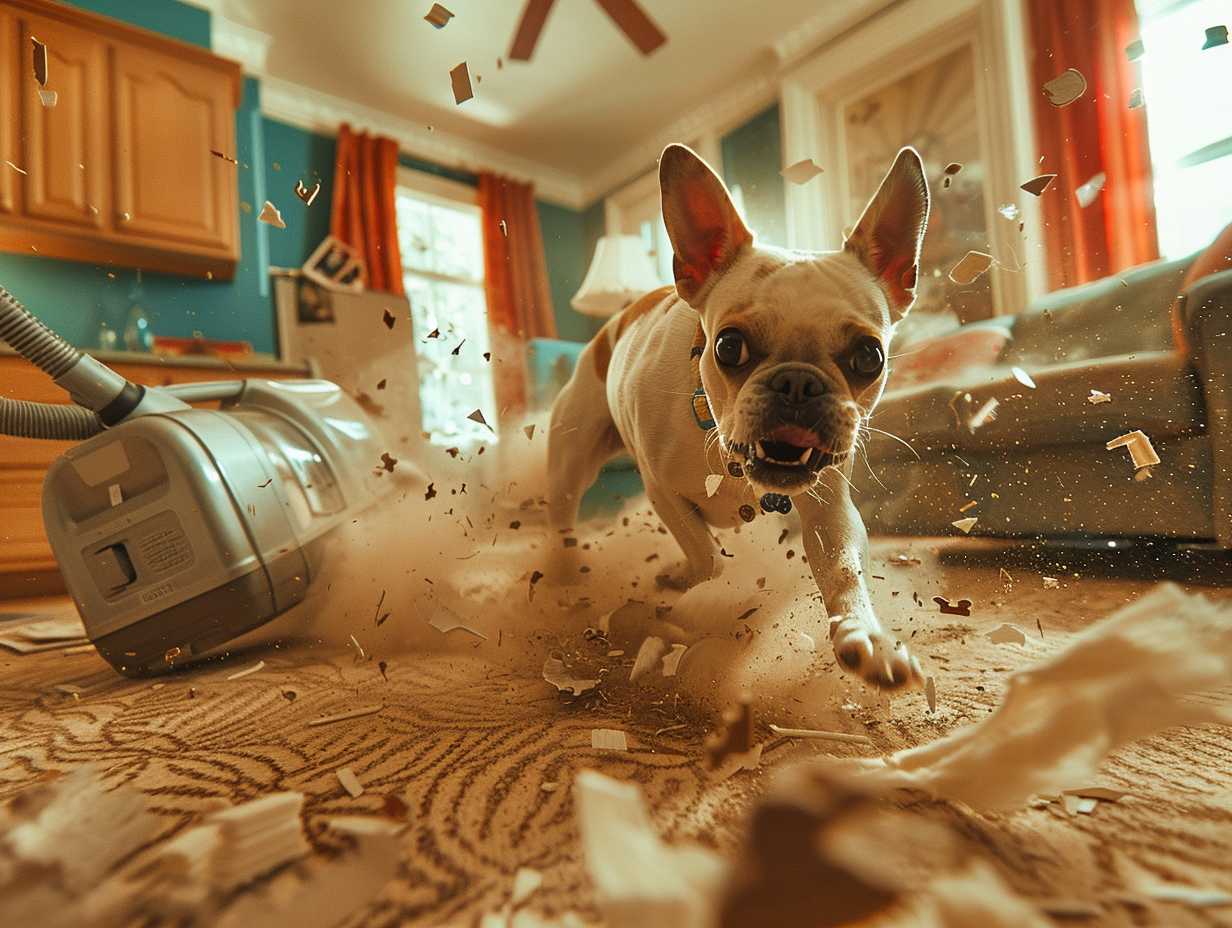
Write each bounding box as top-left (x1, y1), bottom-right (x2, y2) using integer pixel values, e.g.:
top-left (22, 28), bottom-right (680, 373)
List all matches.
top-left (828, 615), bottom-right (923, 691)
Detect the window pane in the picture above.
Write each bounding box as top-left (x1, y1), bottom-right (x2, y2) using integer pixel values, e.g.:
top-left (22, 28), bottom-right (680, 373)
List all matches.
top-left (429, 202), bottom-right (484, 281)
top-left (1152, 155), bottom-right (1232, 259)
top-left (395, 193), bottom-right (436, 274)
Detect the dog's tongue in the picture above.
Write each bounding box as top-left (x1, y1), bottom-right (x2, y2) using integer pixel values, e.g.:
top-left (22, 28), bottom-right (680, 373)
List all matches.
top-left (766, 425), bottom-right (828, 450)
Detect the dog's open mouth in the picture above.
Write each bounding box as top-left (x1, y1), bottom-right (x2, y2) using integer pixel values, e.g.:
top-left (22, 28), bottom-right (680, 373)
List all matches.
top-left (731, 425), bottom-right (835, 489)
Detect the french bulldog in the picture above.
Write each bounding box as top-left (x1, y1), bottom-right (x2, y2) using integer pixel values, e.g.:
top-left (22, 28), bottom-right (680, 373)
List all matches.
top-left (547, 143), bottom-right (929, 690)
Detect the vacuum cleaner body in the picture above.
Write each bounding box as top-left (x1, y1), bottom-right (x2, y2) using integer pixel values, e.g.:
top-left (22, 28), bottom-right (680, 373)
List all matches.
top-left (42, 379), bottom-right (389, 676)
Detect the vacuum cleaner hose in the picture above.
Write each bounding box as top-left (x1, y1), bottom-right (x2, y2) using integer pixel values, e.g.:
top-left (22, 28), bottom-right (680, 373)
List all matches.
top-left (0, 284), bottom-right (105, 440)
top-left (0, 397), bottom-right (102, 440)
top-left (0, 284), bottom-right (83, 378)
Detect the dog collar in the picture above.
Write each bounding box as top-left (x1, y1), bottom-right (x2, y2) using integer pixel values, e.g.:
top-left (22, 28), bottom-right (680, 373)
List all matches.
top-left (689, 337), bottom-right (716, 432)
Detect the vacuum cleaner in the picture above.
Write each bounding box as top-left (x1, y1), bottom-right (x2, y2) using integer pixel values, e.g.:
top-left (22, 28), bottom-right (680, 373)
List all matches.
top-left (1, 285), bottom-right (392, 677)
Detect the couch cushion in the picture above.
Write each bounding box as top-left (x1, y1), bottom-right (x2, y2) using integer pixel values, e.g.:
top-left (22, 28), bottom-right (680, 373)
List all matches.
top-left (866, 351), bottom-right (1204, 462)
top-left (1001, 256), bottom-right (1193, 367)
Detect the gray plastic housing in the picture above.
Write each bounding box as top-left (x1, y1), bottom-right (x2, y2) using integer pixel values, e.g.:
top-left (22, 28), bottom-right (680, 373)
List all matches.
top-left (42, 379), bottom-right (390, 675)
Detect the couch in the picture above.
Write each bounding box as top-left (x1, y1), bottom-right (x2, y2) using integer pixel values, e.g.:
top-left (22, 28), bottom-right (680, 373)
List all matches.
top-left (854, 255), bottom-right (1232, 547)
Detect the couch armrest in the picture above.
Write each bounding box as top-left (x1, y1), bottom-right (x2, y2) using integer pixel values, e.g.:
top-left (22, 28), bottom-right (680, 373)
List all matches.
top-left (1180, 267), bottom-right (1232, 545)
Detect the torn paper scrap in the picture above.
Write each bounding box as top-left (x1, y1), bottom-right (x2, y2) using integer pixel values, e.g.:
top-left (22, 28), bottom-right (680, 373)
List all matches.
top-left (846, 583), bottom-right (1232, 810)
top-left (1128, 87), bottom-right (1144, 108)
top-left (630, 635), bottom-right (669, 682)
top-left (661, 643), bottom-right (688, 677)
top-left (1202, 25), bottom-right (1229, 49)
top-left (591, 729), bottom-right (629, 752)
top-left (1020, 173), bottom-right (1057, 197)
top-left (226, 659), bottom-right (265, 681)
top-left (1105, 430), bottom-right (1160, 470)
top-left (780, 159), bottom-right (824, 185)
top-left (467, 408), bottom-right (493, 430)
top-left (450, 62), bottom-right (474, 104)
top-left (925, 676), bottom-right (937, 712)
top-left (704, 474), bottom-right (723, 498)
top-left (951, 517), bottom-right (978, 534)
top-left (574, 770), bottom-right (725, 928)
top-left (1087, 389), bottom-right (1112, 404)
top-left (997, 202), bottom-right (1020, 221)
top-left (1075, 172), bottom-right (1107, 208)
top-left (1011, 366), bottom-right (1036, 389)
top-left (258, 200), bottom-right (286, 229)
top-left (511, 867), bottom-right (543, 906)
top-left (948, 251), bottom-right (994, 284)
top-left (987, 623), bottom-right (1027, 646)
top-left (1043, 68), bottom-right (1087, 106)
top-left (336, 767), bottom-right (364, 798)
top-left (209, 792), bottom-right (310, 891)
top-left (543, 656), bottom-right (600, 696)
top-left (425, 3), bottom-right (454, 28)
top-left (524, 423), bottom-right (536, 441)
top-left (968, 397), bottom-right (998, 431)
top-left (1125, 38), bottom-right (1144, 61)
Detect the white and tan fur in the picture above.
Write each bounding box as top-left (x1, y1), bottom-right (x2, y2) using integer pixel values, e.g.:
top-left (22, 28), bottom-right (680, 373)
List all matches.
top-left (548, 144), bottom-right (929, 690)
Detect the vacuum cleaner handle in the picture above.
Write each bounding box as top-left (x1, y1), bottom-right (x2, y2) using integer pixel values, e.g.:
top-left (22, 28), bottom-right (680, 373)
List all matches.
top-left (160, 381), bottom-right (246, 404)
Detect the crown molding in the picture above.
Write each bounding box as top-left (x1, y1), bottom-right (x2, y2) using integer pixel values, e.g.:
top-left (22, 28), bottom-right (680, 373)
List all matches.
top-left (210, 12), bottom-right (272, 74)
top-left (772, 0), bottom-right (899, 70)
top-left (581, 67), bottom-right (780, 204)
top-left (259, 76), bottom-right (589, 209)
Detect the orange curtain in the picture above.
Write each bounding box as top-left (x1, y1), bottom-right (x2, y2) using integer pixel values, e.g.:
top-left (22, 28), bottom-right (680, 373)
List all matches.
top-left (477, 173), bottom-right (557, 416)
top-left (1027, 0), bottom-right (1159, 290)
top-left (329, 124), bottom-right (405, 295)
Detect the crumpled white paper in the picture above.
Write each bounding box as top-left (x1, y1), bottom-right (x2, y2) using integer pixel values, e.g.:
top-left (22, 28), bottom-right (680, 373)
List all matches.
top-left (852, 583), bottom-right (1232, 809)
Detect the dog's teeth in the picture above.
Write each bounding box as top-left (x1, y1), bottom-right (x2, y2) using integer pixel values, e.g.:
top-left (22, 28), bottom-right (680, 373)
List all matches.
top-left (755, 441), bottom-right (767, 460)
top-left (796, 447), bottom-right (811, 464)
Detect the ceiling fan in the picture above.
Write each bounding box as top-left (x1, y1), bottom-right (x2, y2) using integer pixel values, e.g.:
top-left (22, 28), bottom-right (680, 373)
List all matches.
top-left (508, 0), bottom-right (667, 61)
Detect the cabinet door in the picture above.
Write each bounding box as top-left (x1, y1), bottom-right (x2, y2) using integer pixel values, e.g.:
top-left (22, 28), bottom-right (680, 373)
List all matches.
top-left (111, 42), bottom-right (237, 253)
top-left (20, 14), bottom-right (108, 228)
top-left (1, 9), bottom-right (16, 216)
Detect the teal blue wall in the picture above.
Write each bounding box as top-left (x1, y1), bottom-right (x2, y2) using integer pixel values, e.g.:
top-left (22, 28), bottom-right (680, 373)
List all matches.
top-left (0, 0), bottom-right (596, 355)
top-left (721, 105), bottom-right (787, 247)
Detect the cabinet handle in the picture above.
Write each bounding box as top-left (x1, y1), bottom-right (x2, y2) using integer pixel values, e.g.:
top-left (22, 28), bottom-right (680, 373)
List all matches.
top-left (119, 211), bottom-right (131, 223)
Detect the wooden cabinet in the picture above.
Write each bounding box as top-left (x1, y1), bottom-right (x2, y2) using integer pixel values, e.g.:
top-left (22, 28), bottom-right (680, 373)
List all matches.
top-left (0, 353), bottom-right (310, 597)
top-left (0, 0), bottom-right (241, 279)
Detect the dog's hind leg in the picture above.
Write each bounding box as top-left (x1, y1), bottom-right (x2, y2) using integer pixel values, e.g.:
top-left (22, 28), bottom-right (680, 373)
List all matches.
top-left (546, 351), bottom-right (625, 584)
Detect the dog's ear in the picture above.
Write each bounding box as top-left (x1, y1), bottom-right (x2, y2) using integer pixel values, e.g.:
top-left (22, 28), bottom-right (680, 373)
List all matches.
top-left (660, 144), bottom-right (752, 306)
top-left (845, 147), bottom-right (930, 320)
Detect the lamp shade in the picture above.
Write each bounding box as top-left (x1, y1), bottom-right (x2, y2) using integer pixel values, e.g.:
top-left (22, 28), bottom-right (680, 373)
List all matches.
top-left (570, 235), bottom-right (665, 317)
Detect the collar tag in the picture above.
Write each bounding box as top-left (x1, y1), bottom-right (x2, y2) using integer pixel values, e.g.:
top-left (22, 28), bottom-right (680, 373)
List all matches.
top-left (691, 388), bottom-right (716, 431)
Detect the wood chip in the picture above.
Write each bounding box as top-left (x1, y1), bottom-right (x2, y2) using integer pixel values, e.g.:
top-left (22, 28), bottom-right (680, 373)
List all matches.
top-left (1062, 794), bottom-right (1098, 815)
top-left (226, 659), bottom-right (265, 681)
top-left (3, 159), bottom-right (28, 175)
top-left (948, 250), bottom-right (994, 284)
top-left (933, 596), bottom-right (972, 617)
top-left (336, 766), bottom-right (364, 798)
top-left (467, 408), bottom-right (493, 431)
top-left (258, 200), bottom-right (286, 229)
top-left (704, 474), bottom-right (723, 497)
top-left (780, 158), bottom-right (824, 184)
top-left (630, 636), bottom-right (669, 682)
top-left (661, 643), bottom-right (687, 677)
top-left (524, 423), bottom-right (536, 440)
top-left (952, 516), bottom-right (978, 534)
top-left (428, 609), bottom-right (488, 639)
top-left (1043, 576), bottom-right (1060, 589)
top-left (1062, 786), bottom-right (1129, 802)
top-left (294, 179), bottom-right (321, 205)
top-left (32, 35), bottom-right (48, 86)
top-left (987, 623), bottom-right (1026, 645)
top-left (925, 675), bottom-right (937, 712)
top-left (591, 728), bottom-right (628, 751)
top-left (306, 704), bottom-right (383, 727)
top-left (1106, 430), bottom-right (1160, 470)
top-left (1020, 173), bottom-right (1057, 196)
top-left (1043, 67), bottom-right (1087, 106)
top-left (767, 724), bottom-right (872, 745)
top-left (450, 62), bottom-right (473, 104)
top-left (424, 3), bottom-right (454, 28)
top-left (1087, 389), bottom-right (1112, 404)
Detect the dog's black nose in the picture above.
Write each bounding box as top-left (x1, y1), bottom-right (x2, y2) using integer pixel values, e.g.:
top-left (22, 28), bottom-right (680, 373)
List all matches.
top-left (769, 368), bottom-right (826, 405)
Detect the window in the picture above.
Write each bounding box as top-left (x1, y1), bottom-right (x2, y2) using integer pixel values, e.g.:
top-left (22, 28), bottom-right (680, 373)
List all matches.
top-left (394, 170), bottom-right (497, 448)
top-left (1137, 0), bottom-right (1232, 258)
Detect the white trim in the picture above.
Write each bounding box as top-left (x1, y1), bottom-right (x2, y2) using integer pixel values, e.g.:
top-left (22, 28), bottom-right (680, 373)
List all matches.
top-left (395, 166), bottom-right (479, 209)
top-left (260, 75), bottom-right (588, 209)
top-left (210, 13), bottom-right (271, 75)
top-left (780, 0), bottom-right (1040, 312)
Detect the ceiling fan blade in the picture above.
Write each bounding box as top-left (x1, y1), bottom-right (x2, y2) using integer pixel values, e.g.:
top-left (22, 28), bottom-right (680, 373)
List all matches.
top-left (593, 0), bottom-right (667, 55)
top-left (508, 0), bottom-right (560, 61)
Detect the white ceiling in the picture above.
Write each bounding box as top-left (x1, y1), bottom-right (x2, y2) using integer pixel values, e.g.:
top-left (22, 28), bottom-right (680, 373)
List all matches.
top-left (198, 0), bottom-right (895, 203)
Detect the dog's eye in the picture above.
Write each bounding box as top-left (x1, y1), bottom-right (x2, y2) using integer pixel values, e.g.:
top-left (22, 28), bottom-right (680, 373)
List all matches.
top-left (713, 329), bottom-right (750, 368)
top-left (849, 337), bottom-right (885, 378)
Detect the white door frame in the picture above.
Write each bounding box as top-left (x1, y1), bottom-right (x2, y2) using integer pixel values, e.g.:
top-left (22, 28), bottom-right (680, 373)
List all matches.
top-left (780, 0), bottom-right (1044, 314)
